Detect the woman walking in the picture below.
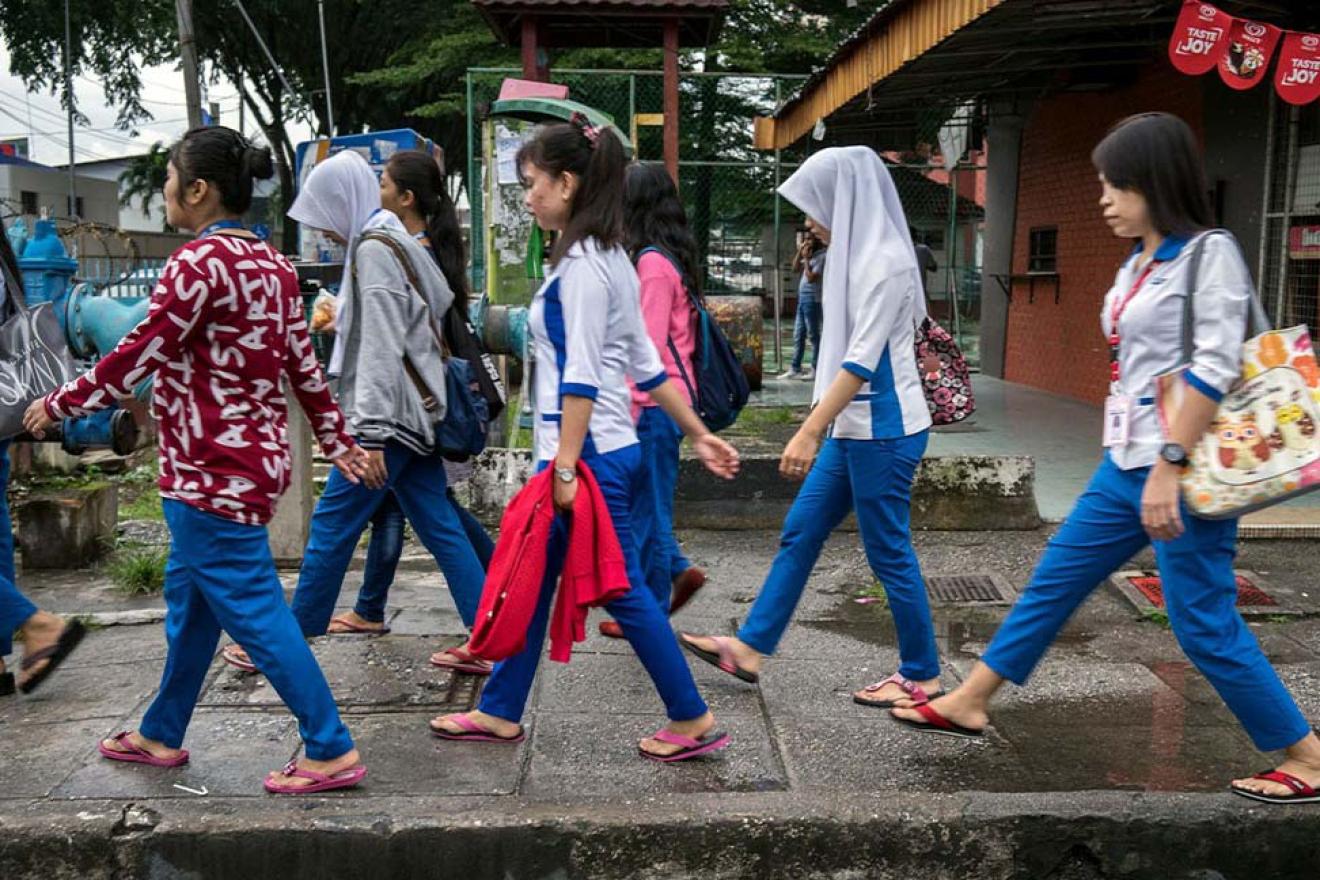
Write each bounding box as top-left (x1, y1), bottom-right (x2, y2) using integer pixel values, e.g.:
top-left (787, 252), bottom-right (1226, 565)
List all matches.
top-left (681, 147), bottom-right (942, 710)
top-left (429, 120), bottom-right (741, 760)
top-left (598, 163), bottom-right (708, 639)
top-left (24, 126), bottom-right (369, 793)
top-left (893, 113), bottom-right (1320, 806)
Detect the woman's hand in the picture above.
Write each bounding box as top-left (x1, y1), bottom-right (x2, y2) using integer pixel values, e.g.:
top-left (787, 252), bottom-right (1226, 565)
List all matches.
top-left (780, 427), bottom-right (821, 481)
top-left (552, 468), bottom-right (579, 512)
top-left (693, 433), bottom-right (740, 480)
top-left (22, 398), bottom-right (56, 438)
top-left (1141, 463), bottom-right (1185, 541)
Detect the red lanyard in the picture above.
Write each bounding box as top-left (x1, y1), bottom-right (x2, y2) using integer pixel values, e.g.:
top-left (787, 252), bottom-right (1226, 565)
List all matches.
top-left (1108, 261), bottom-right (1159, 385)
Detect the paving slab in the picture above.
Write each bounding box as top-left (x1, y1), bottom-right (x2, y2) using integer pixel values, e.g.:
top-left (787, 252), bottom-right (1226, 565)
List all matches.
top-left (0, 717), bottom-right (114, 799)
top-left (345, 713), bottom-right (523, 796)
top-left (0, 659), bottom-right (165, 724)
top-left (51, 711), bottom-right (299, 800)
top-left (52, 623), bottom-right (175, 669)
top-left (536, 652), bottom-right (762, 717)
top-left (521, 711), bottom-right (785, 797)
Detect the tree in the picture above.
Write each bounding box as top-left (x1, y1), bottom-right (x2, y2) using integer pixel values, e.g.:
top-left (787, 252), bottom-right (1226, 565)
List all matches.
top-left (118, 141), bottom-right (171, 230)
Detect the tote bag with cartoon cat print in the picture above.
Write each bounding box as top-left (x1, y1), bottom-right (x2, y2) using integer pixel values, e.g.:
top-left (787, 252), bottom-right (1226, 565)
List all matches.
top-left (1155, 231), bottom-right (1320, 519)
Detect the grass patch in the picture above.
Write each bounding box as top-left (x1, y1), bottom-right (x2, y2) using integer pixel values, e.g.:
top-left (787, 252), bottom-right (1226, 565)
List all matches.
top-left (106, 543), bottom-right (168, 596)
top-left (855, 581), bottom-right (889, 607)
top-left (118, 490), bottom-right (163, 522)
top-left (733, 406), bottom-right (801, 430)
top-left (1138, 608), bottom-right (1171, 629)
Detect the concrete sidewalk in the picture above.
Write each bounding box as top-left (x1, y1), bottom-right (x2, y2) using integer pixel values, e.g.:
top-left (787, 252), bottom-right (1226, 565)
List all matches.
top-left (4, 527), bottom-right (1320, 878)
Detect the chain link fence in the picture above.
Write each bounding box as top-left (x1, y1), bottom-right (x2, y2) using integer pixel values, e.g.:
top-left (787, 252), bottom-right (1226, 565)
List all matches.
top-left (1261, 97), bottom-right (1320, 333)
top-left (465, 67), bottom-right (984, 371)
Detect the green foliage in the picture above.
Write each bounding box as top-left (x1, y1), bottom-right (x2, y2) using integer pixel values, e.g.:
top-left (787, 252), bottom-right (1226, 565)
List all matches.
top-left (1139, 608), bottom-right (1171, 629)
top-left (107, 543), bottom-right (167, 596)
top-left (118, 141), bottom-right (171, 229)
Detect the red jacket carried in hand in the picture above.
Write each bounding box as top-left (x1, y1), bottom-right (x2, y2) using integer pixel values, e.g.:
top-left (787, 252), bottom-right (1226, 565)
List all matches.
top-left (468, 461), bottom-right (630, 663)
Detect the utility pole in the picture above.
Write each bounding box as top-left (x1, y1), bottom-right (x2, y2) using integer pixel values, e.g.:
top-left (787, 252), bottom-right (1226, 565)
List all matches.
top-left (176, 0), bottom-right (204, 129)
top-left (317, 0), bottom-right (335, 134)
top-left (64, 0), bottom-right (77, 217)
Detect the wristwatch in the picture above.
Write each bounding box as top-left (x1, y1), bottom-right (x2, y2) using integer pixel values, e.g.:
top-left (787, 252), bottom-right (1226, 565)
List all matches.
top-left (1159, 442), bottom-right (1190, 468)
top-left (554, 466), bottom-right (577, 483)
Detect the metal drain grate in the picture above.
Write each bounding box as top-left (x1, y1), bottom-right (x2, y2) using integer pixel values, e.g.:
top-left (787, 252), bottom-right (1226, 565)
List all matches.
top-left (1109, 569), bottom-right (1298, 618)
top-left (926, 574), bottom-right (1013, 605)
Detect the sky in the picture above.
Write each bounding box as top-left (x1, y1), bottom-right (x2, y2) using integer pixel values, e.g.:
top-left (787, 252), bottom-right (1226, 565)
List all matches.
top-left (0, 42), bottom-right (312, 167)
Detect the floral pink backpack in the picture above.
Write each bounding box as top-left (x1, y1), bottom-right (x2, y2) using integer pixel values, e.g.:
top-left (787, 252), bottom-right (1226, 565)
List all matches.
top-left (915, 316), bottom-right (975, 425)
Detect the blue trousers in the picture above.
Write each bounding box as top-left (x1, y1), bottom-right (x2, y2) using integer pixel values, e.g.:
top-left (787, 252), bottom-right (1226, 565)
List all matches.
top-left (141, 500), bottom-right (354, 760)
top-left (630, 406), bottom-right (692, 610)
top-left (982, 454), bottom-right (1312, 752)
top-left (738, 433), bottom-right (939, 680)
top-left (353, 489), bottom-right (495, 624)
top-left (0, 440), bottom-right (37, 658)
top-left (791, 294), bottom-right (822, 372)
top-left (291, 442), bottom-right (485, 636)
top-left (478, 444), bottom-right (708, 724)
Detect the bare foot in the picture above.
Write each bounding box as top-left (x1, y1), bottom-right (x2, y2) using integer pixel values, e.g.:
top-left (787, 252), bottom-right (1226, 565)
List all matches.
top-left (680, 633), bottom-right (763, 675)
top-left (639, 711), bottom-right (718, 758)
top-left (327, 611), bottom-right (387, 634)
top-left (853, 676), bottom-right (943, 709)
top-left (890, 691), bottom-right (989, 731)
top-left (15, 611), bottom-right (65, 690)
top-left (429, 710), bottom-right (521, 738)
top-left (1231, 757), bottom-right (1320, 799)
top-left (266, 748), bottom-right (362, 789)
top-left (100, 730), bottom-right (187, 763)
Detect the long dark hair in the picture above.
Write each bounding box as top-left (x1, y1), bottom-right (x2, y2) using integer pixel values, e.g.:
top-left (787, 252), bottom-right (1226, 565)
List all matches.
top-left (385, 150), bottom-right (469, 317)
top-left (517, 122), bottom-right (625, 265)
top-left (624, 163), bottom-right (703, 301)
top-left (169, 126), bottom-right (273, 215)
top-left (1091, 112), bottom-right (1211, 237)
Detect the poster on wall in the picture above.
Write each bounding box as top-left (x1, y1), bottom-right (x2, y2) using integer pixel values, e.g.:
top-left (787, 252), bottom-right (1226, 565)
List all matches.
top-left (1276, 32), bottom-right (1320, 106)
top-left (1218, 18), bottom-right (1283, 89)
top-left (1290, 226), bottom-right (1320, 260)
top-left (1169, 1), bottom-right (1233, 75)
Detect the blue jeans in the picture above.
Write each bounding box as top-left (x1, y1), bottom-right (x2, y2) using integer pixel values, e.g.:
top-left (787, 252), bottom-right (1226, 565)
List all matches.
top-left (738, 433), bottom-right (939, 680)
top-left (630, 406), bottom-right (691, 609)
top-left (141, 500), bottom-right (354, 759)
top-left (291, 442), bottom-right (485, 637)
top-left (353, 489), bottom-right (495, 624)
top-left (478, 444), bottom-right (708, 724)
top-left (981, 454), bottom-right (1312, 752)
top-left (0, 440), bottom-right (37, 658)
top-left (791, 294), bottom-right (822, 372)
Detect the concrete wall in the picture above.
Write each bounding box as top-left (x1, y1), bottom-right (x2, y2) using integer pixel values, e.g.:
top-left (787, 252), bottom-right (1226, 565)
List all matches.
top-left (1200, 77), bottom-right (1270, 276)
top-left (0, 165), bottom-right (119, 225)
top-left (979, 106), bottom-right (1024, 378)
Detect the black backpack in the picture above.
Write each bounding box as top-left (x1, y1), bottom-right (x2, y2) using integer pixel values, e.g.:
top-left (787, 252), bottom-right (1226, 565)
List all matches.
top-left (635, 247), bottom-right (749, 433)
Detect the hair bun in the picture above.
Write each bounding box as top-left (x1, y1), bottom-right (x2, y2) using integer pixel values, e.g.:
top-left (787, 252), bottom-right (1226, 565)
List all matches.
top-left (244, 145), bottom-right (275, 181)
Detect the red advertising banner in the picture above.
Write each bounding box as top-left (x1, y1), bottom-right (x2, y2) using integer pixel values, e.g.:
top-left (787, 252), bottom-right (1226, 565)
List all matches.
top-left (1219, 18), bottom-right (1282, 89)
top-left (1169, 1), bottom-right (1233, 75)
top-left (1290, 226), bottom-right (1320, 260)
top-left (1275, 31), bottom-right (1320, 106)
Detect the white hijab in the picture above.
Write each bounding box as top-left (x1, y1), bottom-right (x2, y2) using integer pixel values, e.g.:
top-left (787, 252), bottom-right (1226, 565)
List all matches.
top-left (288, 150), bottom-right (408, 375)
top-left (778, 146), bottom-right (926, 323)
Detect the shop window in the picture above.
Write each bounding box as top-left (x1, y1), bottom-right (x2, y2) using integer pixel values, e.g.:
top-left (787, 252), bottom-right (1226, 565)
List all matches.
top-left (1028, 226), bottom-right (1058, 273)
top-left (20, 191), bottom-right (37, 215)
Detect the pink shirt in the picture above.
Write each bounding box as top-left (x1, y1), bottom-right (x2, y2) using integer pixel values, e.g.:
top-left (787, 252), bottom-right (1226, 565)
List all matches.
top-left (629, 250), bottom-right (695, 420)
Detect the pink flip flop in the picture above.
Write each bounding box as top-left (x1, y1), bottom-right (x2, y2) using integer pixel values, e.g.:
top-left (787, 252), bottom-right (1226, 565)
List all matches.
top-left (853, 673), bottom-right (943, 709)
top-left (430, 713), bottom-right (526, 744)
top-left (640, 728), bottom-right (731, 763)
top-left (328, 615), bottom-right (391, 635)
top-left (680, 634), bottom-right (759, 684)
top-left (98, 731), bottom-right (190, 768)
top-left (221, 645), bottom-right (258, 674)
top-left (429, 646), bottom-right (494, 676)
top-left (263, 759), bottom-right (367, 795)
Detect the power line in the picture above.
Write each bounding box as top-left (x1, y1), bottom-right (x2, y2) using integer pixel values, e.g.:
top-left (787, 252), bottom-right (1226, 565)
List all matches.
top-left (0, 90), bottom-right (187, 147)
top-left (0, 105), bottom-right (122, 162)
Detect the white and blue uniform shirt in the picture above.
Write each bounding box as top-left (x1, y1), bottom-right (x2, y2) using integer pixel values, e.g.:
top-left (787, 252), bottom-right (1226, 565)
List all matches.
top-left (1101, 232), bottom-right (1252, 470)
top-left (819, 266), bottom-right (933, 441)
top-left (528, 239), bottom-right (668, 463)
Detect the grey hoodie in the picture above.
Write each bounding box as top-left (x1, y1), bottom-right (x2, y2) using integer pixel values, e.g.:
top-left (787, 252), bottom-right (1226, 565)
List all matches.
top-left (337, 227), bottom-right (453, 454)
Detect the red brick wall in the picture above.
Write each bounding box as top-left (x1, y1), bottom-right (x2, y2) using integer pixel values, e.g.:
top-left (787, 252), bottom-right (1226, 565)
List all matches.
top-left (1004, 64), bottom-right (1204, 404)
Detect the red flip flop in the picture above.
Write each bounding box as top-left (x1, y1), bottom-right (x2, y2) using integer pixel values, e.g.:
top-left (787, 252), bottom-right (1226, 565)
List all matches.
top-left (890, 702), bottom-right (984, 739)
top-left (263, 760), bottom-right (367, 795)
top-left (1230, 770), bottom-right (1320, 805)
top-left (429, 646), bottom-right (494, 676)
top-left (222, 644), bottom-right (258, 674)
top-left (98, 731), bottom-right (190, 768)
top-left (327, 615), bottom-right (391, 635)
top-left (854, 673), bottom-right (943, 709)
top-left (639, 728), bottom-right (731, 763)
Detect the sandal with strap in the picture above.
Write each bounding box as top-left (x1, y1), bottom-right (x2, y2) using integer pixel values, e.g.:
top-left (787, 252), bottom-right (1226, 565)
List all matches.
top-left (890, 702), bottom-right (985, 739)
top-left (18, 619), bottom-right (86, 694)
top-left (263, 759), bottom-right (367, 795)
top-left (853, 673), bottom-right (943, 709)
top-left (222, 644), bottom-right (258, 674)
top-left (328, 615), bottom-right (391, 635)
top-left (1230, 769), bottom-right (1320, 805)
top-left (430, 713), bottom-right (526, 744)
top-left (98, 731), bottom-right (190, 768)
top-left (679, 633), bottom-right (759, 684)
top-left (639, 727), bottom-right (731, 763)
top-left (429, 645), bottom-right (494, 676)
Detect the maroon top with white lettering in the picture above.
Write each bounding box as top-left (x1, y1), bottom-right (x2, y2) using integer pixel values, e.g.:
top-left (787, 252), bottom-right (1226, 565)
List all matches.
top-left (45, 234), bottom-right (353, 525)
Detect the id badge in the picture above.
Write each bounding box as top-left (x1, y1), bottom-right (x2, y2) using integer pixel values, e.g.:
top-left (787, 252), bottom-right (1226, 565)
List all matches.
top-left (1102, 394), bottom-right (1132, 448)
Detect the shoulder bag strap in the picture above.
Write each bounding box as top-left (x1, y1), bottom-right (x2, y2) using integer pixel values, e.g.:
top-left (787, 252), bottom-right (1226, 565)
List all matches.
top-left (355, 231), bottom-right (443, 412)
top-left (1180, 229), bottom-right (1272, 365)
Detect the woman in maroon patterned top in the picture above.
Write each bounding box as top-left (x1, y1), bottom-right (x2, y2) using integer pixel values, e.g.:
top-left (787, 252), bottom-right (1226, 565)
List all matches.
top-left (24, 127), bottom-right (373, 794)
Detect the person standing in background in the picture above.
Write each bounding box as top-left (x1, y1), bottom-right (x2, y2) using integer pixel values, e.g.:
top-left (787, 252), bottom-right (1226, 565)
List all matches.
top-left (782, 229), bottom-right (826, 380)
